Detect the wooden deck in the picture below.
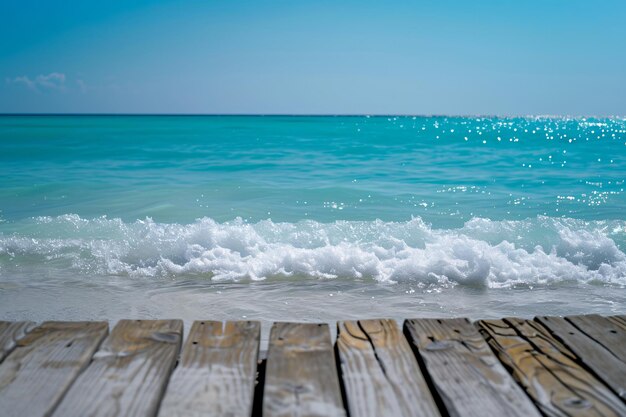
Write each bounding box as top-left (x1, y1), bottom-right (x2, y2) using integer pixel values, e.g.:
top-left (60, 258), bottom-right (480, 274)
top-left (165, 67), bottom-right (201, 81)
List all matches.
top-left (0, 315), bottom-right (624, 417)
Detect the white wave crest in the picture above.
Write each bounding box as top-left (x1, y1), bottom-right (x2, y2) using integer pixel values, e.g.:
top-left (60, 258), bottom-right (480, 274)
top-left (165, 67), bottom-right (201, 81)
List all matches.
top-left (1, 215), bottom-right (625, 287)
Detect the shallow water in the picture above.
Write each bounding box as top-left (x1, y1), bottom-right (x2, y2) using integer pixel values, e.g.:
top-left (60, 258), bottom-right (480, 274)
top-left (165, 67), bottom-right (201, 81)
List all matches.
top-left (1, 272), bottom-right (624, 346)
top-left (1, 115), bottom-right (625, 329)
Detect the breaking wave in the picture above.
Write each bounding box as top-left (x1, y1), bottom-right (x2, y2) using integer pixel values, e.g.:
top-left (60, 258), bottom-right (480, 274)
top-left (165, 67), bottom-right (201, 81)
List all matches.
top-left (1, 214), bottom-right (625, 288)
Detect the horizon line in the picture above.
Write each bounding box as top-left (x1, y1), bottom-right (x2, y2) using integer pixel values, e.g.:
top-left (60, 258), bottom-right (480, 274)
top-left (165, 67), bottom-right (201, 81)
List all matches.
top-left (0, 113), bottom-right (624, 118)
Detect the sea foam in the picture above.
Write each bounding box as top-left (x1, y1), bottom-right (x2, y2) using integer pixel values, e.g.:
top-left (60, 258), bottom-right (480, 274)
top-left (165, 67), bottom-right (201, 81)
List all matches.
top-left (1, 214), bottom-right (625, 287)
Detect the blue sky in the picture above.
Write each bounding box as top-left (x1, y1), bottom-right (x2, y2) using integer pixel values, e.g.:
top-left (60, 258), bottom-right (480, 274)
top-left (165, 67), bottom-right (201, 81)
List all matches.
top-left (1, 0), bottom-right (625, 115)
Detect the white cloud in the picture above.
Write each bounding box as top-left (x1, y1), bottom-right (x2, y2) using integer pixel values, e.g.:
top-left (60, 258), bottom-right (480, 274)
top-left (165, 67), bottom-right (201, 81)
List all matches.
top-left (7, 72), bottom-right (67, 92)
top-left (36, 73), bottom-right (66, 90)
top-left (8, 75), bottom-right (37, 90)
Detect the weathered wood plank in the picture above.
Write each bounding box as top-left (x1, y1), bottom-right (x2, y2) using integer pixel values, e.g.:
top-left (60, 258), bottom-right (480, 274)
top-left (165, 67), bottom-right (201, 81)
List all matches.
top-left (477, 318), bottom-right (626, 417)
top-left (263, 322), bottom-right (346, 417)
top-left (53, 319), bottom-right (182, 417)
top-left (0, 321), bottom-right (108, 417)
top-left (566, 315), bottom-right (626, 360)
top-left (337, 319), bottom-right (440, 417)
top-left (404, 318), bottom-right (540, 417)
top-left (536, 315), bottom-right (626, 400)
top-left (158, 320), bottom-right (260, 417)
top-left (0, 321), bottom-right (36, 362)
top-left (608, 315), bottom-right (626, 328)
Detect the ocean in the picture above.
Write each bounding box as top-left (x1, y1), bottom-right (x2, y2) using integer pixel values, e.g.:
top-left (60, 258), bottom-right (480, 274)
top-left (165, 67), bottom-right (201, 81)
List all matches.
top-left (1, 115), bottom-right (625, 332)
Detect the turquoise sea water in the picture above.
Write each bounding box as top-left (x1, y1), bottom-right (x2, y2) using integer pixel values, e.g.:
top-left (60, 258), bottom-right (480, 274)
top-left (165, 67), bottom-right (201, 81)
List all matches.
top-left (1, 115), bottom-right (625, 325)
top-left (2, 115), bottom-right (625, 225)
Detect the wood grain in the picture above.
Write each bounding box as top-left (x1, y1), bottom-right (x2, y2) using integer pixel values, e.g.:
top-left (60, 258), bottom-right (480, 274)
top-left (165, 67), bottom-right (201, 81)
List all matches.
top-left (158, 320), bottom-right (260, 417)
top-left (404, 318), bottom-right (541, 417)
top-left (566, 315), bottom-right (626, 361)
top-left (0, 321), bottom-right (108, 417)
top-left (608, 315), bottom-right (626, 328)
top-left (536, 315), bottom-right (626, 400)
top-left (263, 322), bottom-right (346, 417)
top-left (337, 319), bottom-right (440, 417)
top-left (52, 319), bottom-right (182, 417)
top-left (0, 321), bottom-right (36, 362)
top-left (477, 318), bottom-right (626, 417)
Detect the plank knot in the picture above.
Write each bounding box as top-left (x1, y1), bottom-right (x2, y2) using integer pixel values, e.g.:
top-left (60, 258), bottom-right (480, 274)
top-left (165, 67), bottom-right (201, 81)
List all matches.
top-left (151, 332), bottom-right (180, 344)
top-left (562, 397), bottom-right (591, 409)
top-left (424, 340), bottom-right (453, 351)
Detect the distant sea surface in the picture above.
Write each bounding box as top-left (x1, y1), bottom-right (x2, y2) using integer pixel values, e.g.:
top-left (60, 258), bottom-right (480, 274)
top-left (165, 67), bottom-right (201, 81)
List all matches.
top-left (1, 115), bottom-right (625, 329)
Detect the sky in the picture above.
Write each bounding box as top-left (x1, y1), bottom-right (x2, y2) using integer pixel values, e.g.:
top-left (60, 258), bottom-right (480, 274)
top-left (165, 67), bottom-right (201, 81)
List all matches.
top-left (1, 0), bottom-right (625, 115)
